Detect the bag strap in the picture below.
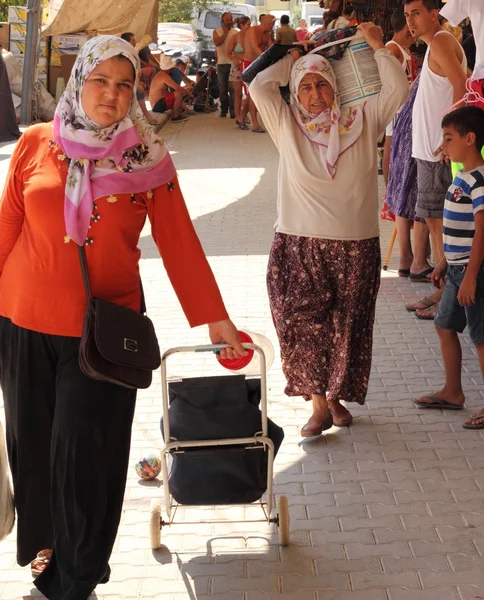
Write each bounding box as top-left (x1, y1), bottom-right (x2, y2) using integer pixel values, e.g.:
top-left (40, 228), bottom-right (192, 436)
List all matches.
top-left (78, 245), bottom-right (147, 314)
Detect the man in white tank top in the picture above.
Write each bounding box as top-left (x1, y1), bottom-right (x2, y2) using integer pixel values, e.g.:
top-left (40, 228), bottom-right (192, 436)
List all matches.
top-left (404, 0), bottom-right (468, 317)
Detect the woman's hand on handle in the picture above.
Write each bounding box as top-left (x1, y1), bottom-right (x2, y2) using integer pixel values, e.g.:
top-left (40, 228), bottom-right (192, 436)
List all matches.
top-left (208, 319), bottom-right (248, 360)
top-left (358, 22), bottom-right (385, 52)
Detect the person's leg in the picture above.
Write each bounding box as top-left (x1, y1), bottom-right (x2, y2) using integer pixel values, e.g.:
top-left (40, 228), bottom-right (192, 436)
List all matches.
top-left (0, 318), bottom-right (56, 567)
top-left (138, 98), bottom-right (157, 125)
top-left (35, 337), bottom-right (136, 600)
top-left (382, 134), bottom-right (392, 186)
top-left (267, 233), bottom-right (334, 435)
top-left (464, 342), bottom-right (484, 426)
top-left (228, 79), bottom-right (235, 118)
top-left (326, 238), bottom-right (381, 423)
top-left (395, 216), bottom-right (413, 272)
top-left (234, 81), bottom-right (242, 123)
top-left (248, 97), bottom-right (263, 131)
top-left (415, 266), bottom-right (466, 407)
top-left (410, 219), bottom-right (433, 273)
top-left (462, 266), bottom-right (484, 426)
top-left (426, 217), bottom-right (444, 264)
top-left (217, 64), bottom-right (229, 116)
top-left (171, 91), bottom-right (184, 119)
top-left (414, 327), bottom-right (465, 405)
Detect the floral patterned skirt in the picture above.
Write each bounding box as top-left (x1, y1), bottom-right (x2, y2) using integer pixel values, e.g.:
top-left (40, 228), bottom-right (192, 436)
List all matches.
top-left (267, 234), bottom-right (381, 405)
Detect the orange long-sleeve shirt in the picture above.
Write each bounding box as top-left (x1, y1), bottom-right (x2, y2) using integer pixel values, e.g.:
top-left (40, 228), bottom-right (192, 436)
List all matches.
top-left (0, 123), bottom-right (228, 337)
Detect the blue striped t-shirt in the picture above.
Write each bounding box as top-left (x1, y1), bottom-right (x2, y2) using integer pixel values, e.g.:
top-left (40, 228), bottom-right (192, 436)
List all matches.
top-left (443, 166), bottom-right (484, 264)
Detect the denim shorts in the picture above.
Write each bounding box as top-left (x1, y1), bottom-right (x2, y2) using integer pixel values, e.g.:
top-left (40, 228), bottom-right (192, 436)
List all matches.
top-left (416, 159), bottom-right (452, 220)
top-left (434, 264), bottom-right (484, 343)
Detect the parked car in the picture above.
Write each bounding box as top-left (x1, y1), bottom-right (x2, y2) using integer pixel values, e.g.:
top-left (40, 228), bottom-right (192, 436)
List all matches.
top-left (153, 23), bottom-right (203, 73)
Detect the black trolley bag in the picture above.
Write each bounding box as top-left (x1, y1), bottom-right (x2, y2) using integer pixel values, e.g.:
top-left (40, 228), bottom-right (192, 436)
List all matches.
top-left (162, 374), bottom-right (284, 505)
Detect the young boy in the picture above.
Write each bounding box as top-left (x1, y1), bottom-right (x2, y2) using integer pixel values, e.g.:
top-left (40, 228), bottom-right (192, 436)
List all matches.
top-left (413, 106), bottom-right (484, 429)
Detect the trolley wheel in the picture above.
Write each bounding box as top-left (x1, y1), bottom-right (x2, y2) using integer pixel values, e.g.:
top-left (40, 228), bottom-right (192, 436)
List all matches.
top-left (204, 107), bottom-right (211, 113)
top-left (277, 495), bottom-right (290, 546)
top-left (150, 499), bottom-right (162, 549)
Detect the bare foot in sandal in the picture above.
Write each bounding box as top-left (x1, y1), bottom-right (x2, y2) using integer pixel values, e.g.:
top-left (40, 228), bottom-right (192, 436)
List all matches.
top-left (31, 549), bottom-right (52, 578)
top-left (463, 408), bottom-right (484, 429)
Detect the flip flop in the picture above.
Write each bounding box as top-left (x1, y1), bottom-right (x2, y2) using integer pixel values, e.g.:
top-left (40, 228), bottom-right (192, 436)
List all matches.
top-left (398, 269), bottom-right (410, 278)
top-left (405, 297), bottom-right (435, 312)
top-left (251, 126), bottom-right (266, 133)
top-left (463, 414), bottom-right (484, 429)
top-left (301, 414), bottom-right (333, 437)
top-left (408, 268), bottom-right (433, 282)
top-left (415, 305), bottom-right (437, 320)
top-left (412, 395), bottom-right (464, 410)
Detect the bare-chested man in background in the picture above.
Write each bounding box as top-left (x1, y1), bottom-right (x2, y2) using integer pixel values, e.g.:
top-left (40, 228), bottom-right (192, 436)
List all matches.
top-left (240, 14), bottom-right (275, 132)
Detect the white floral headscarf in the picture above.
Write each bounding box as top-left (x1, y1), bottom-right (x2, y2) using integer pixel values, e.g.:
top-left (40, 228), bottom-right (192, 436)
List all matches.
top-left (290, 54), bottom-right (363, 178)
top-left (54, 35), bottom-right (176, 245)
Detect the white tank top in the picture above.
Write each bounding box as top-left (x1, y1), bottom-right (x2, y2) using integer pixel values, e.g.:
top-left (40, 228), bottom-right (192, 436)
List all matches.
top-left (385, 40), bottom-right (413, 85)
top-left (412, 30), bottom-right (467, 162)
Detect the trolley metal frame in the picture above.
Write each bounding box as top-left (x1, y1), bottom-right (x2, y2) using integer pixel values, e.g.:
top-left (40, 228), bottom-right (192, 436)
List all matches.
top-left (159, 343), bottom-right (277, 526)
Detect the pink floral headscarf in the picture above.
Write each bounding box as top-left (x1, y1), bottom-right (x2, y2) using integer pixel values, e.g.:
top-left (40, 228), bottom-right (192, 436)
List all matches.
top-left (54, 35), bottom-right (176, 245)
top-left (289, 54), bottom-right (363, 178)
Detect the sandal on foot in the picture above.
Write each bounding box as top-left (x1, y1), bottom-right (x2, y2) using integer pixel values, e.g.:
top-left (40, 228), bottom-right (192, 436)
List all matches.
top-left (405, 297), bottom-right (435, 312)
top-left (251, 126), bottom-right (266, 133)
top-left (463, 414), bottom-right (484, 429)
top-left (398, 269), bottom-right (410, 278)
top-left (412, 395), bottom-right (464, 410)
top-left (408, 268), bottom-right (433, 283)
top-left (31, 549), bottom-right (52, 578)
top-left (301, 414), bottom-right (333, 437)
top-left (415, 305), bottom-right (437, 320)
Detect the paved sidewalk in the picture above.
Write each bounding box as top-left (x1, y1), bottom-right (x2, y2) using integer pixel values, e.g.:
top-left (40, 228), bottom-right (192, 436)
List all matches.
top-left (1, 114), bottom-right (484, 600)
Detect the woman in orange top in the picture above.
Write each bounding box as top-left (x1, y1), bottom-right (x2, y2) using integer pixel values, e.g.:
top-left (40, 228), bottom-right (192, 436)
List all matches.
top-left (0, 35), bottom-right (245, 600)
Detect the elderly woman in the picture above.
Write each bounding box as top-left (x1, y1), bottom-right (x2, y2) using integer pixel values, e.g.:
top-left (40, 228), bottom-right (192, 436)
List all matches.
top-left (0, 36), bottom-right (244, 599)
top-left (250, 23), bottom-right (409, 437)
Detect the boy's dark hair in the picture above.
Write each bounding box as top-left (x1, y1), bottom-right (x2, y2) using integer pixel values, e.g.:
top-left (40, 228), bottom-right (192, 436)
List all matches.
top-left (391, 6), bottom-right (407, 33)
top-left (175, 58), bottom-right (186, 66)
top-left (121, 32), bottom-right (134, 43)
top-left (441, 106), bottom-right (484, 151)
top-left (343, 4), bottom-right (354, 17)
top-left (404, 0), bottom-right (439, 10)
top-left (280, 14), bottom-right (290, 25)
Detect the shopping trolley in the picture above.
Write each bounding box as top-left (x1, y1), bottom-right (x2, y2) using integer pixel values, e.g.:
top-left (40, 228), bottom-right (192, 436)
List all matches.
top-left (149, 343), bottom-right (290, 548)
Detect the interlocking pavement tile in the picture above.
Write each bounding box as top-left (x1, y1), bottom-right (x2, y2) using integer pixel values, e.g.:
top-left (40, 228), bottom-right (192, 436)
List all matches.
top-left (409, 539), bottom-right (479, 557)
top-left (344, 542), bottom-right (412, 560)
top-left (387, 589), bottom-right (460, 600)
top-left (283, 572), bottom-right (350, 592)
top-left (350, 570), bottom-right (421, 590)
top-left (381, 555), bottom-right (450, 573)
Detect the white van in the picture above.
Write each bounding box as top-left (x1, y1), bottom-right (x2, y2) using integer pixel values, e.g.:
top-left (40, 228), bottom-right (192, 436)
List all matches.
top-left (193, 2), bottom-right (258, 62)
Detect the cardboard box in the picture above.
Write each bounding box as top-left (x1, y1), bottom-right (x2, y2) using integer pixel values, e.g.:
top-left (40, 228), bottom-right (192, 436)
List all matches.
top-left (37, 56), bottom-right (47, 74)
top-left (9, 22), bottom-right (26, 40)
top-left (50, 33), bottom-right (88, 65)
top-left (9, 39), bottom-right (25, 55)
top-left (8, 6), bottom-right (27, 24)
top-left (0, 22), bottom-right (9, 51)
top-left (48, 64), bottom-right (62, 97)
top-left (60, 53), bottom-right (77, 82)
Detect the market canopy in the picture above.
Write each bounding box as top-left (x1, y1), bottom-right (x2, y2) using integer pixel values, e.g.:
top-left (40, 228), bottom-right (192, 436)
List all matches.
top-left (42, 0), bottom-right (158, 43)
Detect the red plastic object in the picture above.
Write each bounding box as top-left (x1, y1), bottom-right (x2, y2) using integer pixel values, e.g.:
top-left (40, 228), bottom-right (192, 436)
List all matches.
top-left (217, 330), bottom-right (254, 371)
